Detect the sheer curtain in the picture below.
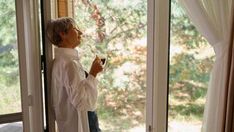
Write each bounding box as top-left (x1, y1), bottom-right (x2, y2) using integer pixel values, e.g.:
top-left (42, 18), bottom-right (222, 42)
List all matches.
top-left (178, 0), bottom-right (234, 131)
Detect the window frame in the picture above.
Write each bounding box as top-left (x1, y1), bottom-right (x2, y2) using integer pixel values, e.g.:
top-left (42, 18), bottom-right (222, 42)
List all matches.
top-left (41, 0), bottom-right (57, 131)
top-left (0, 113), bottom-right (22, 124)
top-left (147, 0), bottom-right (170, 131)
top-left (15, 0), bottom-right (44, 131)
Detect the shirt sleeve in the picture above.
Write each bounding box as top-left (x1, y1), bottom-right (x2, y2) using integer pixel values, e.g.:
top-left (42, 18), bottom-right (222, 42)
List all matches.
top-left (64, 60), bottom-right (98, 111)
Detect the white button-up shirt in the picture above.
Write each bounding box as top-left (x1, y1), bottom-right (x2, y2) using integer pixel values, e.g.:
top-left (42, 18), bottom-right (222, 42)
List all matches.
top-left (52, 48), bottom-right (98, 132)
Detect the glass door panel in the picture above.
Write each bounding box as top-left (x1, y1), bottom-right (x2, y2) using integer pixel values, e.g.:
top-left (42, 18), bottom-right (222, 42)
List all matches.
top-left (74, 0), bottom-right (147, 131)
top-left (0, 0), bottom-right (22, 115)
top-left (168, 0), bottom-right (215, 131)
top-left (0, 122), bottom-right (22, 132)
top-left (0, 0), bottom-right (23, 131)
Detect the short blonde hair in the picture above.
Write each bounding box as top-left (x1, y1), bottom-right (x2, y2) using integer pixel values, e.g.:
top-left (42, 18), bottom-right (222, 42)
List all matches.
top-left (46, 17), bottom-right (76, 46)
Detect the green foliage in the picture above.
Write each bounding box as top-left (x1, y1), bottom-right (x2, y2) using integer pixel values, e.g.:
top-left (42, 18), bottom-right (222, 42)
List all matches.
top-left (170, 54), bottom-right (213, 85)
top-left (73, 0), bottom-right (215, 130)
top-left (171, 0), bottom-right (207, 49)
top-left (0, 0), bottom-right (17, 45)
top-left (169, 0), bottom-right (215, 122)
top-left (74, 0), bottom-right (146, 130)
top-left (0, 0), bottom-right (21, 114)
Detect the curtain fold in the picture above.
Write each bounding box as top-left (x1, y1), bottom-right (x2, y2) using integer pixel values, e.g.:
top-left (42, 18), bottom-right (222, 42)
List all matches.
top-left (223, 4), bottom-right (234, 131)
top-left (178, 0), bottom-right (234, 131)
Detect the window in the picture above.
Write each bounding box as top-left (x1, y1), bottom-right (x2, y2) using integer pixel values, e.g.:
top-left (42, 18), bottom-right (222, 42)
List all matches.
top-left (0, 0), bottom-right (23, 130)
top-left (73, 0), bottom-right (147, 131)
top-left (168, 0), bottom-right (215, 131)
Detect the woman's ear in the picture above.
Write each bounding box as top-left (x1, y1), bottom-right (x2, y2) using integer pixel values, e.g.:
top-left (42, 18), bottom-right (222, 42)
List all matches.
top-left (59, 32), bottom-right (66, 40)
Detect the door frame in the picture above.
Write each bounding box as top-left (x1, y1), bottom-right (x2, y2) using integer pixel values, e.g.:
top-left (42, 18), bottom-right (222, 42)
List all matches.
top-left (147, 0), bottom-right (170, 131)
top-left (15, 0), bottom-right (44, 131)
top-left (41, 0), bottom-right (57, 131)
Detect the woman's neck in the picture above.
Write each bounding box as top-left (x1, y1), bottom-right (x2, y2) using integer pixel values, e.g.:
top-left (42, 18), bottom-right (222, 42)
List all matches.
top-left (59, 41), bottom-right (75, 49)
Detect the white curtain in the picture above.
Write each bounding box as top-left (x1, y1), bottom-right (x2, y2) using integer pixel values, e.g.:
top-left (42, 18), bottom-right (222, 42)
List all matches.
top-left (178, 0), bottom-right (233, 131)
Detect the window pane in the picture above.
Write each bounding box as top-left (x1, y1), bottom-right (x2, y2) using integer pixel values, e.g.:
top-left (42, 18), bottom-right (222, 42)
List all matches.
top-left (0, 122), bottom-right (22, 132)
top-left (74, 0), bottom-right (147, 131)
top-left (0, 0), bottom-right (22, 115)
top-left (168, 0), bottom-right (215, 131)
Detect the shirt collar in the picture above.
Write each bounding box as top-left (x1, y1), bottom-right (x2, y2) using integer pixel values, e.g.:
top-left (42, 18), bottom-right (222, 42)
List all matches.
top-left (54, 48), bottom-right (79, 59)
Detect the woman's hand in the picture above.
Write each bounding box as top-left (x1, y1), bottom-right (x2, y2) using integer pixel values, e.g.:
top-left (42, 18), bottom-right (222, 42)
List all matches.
top-left (89, 56), bottom-right (103, 77)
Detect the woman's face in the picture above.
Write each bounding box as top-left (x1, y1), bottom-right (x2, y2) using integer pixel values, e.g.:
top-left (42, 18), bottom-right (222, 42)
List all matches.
top-left (63, 24), bottom-right (83, 48)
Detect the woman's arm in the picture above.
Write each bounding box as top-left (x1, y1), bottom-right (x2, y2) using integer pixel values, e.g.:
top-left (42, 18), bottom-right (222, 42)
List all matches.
top-left (64, 60), bottom-right (99, 111)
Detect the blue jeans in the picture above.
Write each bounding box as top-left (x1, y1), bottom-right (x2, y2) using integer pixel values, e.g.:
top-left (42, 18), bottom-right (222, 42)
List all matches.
top-left (85, 71), bottom-right (101, 132)
top-left (88, 111), bottom-right (101, 132)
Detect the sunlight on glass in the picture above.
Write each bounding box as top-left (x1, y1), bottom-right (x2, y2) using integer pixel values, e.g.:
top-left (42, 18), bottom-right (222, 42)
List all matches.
top-left (168, 0), bottom-right (215, 131)
top-left (74, 0), bottom-right (147, 131)
top-left (0, 0), bottom-right (22, 115)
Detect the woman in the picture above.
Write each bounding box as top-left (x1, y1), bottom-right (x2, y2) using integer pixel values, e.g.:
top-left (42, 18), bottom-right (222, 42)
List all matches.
top-left (46, 17), bottom-right (103, 132)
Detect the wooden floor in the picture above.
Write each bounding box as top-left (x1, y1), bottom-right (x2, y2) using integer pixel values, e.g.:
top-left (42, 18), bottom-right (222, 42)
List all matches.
top-left (0, 122), bottom-right (22, 132)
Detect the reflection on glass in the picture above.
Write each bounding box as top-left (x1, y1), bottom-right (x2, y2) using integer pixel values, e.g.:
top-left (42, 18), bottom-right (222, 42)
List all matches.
top-left (74, 0), bottom-right (147, 131)
top-left (168, 0), bottom-right (215, 131)
top-left (0, 0), bottom-right (22, 115)
top-left (0, 122), bottom-right (23, 132)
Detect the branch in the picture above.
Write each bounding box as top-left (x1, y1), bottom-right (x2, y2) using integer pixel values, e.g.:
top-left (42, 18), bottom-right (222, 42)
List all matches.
top-left (105, 23), bottom-right (146, 45)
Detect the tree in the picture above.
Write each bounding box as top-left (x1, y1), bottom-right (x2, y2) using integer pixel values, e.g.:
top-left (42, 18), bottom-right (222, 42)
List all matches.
top-left (169, 0), bottom-right (215, 121)
top-left (74, 0), bottom-right (147, 130)
top-left (0, 0), bottom-right (21, 114)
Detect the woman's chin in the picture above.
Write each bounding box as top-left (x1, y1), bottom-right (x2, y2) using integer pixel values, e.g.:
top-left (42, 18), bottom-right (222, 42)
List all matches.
top-left (76, 42), bottom-right (81, 47)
